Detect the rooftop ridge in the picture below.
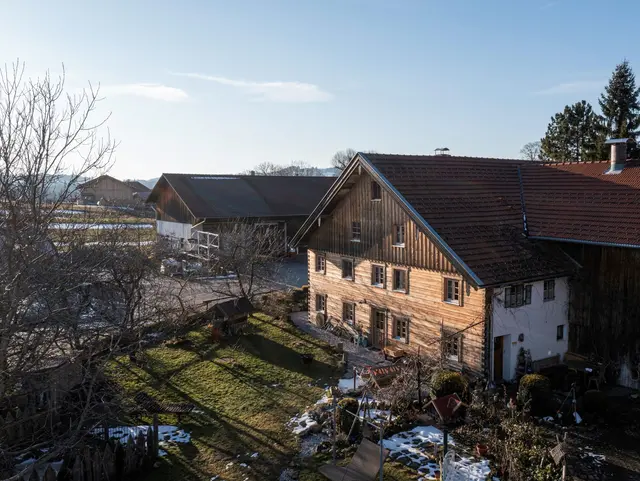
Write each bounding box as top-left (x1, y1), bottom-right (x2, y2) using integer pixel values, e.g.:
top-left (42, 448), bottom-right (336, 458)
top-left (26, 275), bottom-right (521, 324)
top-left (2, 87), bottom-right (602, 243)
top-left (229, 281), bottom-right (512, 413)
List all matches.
top-left (362, 152), bottom-right (523, 162)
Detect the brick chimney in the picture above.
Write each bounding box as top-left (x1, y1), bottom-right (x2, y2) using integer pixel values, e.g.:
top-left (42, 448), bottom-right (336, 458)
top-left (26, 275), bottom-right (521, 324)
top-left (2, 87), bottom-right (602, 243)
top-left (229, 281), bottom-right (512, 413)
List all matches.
top-left (605, 138), bottom-right (628, 173)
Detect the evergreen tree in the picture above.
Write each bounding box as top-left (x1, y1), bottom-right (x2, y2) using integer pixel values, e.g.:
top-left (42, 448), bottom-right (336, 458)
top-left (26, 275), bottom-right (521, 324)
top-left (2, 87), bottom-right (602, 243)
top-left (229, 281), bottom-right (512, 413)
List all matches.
top-left (599, 60), bottom-right (640, 156)
top-left (540, 100), bottom-right (603, 162)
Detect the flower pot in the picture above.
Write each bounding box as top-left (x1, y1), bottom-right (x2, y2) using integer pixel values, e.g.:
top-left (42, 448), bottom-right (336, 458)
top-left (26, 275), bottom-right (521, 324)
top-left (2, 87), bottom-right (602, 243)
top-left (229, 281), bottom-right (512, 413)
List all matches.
top-left (476, 444), bottom-right (489, 457)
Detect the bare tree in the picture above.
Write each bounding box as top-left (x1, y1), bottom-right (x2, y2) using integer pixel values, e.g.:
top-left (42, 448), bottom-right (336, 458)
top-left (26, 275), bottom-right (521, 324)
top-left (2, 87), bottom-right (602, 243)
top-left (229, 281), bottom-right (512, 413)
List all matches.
top-left (331, 148), bottom-right (357, 171)
top-left (0, 64), bottom-right (178, 480)
top-left (242, 160), bottom-right (323, 176)
top-left (519, 141), bottom-right (543, 161)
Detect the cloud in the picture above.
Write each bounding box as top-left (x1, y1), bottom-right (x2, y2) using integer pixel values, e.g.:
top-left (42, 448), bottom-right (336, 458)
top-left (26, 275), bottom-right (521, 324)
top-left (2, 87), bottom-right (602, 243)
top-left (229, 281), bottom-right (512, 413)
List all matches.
top-left (534, 80), bottom-right (604, 96)
top-left (172, 72), bottom-right (332, 103)
top-left (102, 83), bottom-right (188, 102)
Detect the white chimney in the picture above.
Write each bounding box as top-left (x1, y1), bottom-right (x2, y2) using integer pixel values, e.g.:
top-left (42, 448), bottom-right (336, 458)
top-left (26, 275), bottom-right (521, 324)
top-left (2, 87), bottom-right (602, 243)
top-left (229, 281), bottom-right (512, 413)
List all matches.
top-left (605, 138), bottom-right (629, 173)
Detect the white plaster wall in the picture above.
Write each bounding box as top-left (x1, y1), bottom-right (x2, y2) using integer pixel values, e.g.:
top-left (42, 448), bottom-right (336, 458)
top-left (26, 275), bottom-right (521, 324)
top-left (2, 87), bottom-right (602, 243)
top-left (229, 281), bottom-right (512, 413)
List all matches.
top-left (491, 277), bottom-right (569, 381)
top-left (157, 220), bottom-right (192, 239)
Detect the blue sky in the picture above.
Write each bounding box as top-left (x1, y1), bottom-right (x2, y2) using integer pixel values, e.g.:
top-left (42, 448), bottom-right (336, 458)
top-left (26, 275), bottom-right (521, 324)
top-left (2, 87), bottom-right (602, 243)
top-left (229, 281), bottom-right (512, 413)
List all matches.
top-left (1, 0), bottom-right (637, 179)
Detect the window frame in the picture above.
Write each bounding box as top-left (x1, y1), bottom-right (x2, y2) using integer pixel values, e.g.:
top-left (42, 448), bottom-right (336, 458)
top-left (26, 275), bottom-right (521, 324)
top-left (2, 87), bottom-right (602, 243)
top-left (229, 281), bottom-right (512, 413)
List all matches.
top-left (341, 258), bottom-right (355, 281)
top-left (343, 302), bottom-right (356, 325)
top-left (315, 253), bottom-right (326, 274)
top-left (392, 268), bottom-right (408, 293)
top-left (371, 181), bottom-right (382, 201)
top-left (315, 293), bottom-right (326, 312)
top-left (394, 316), bottom-right (410, 344)
top-left (505, 284), bottom-right (533, 308)
top-left (371, 264), bottom-right (385, 288)
top-left (351, 221), bottom-right (361, 242)
top-left (544, 279), bottom-right (556, 302)
top-left (444, 278), bottom-right (461, 305)
top-left (393, 224), bottom-right (405, 247)
top-left (556, 324), bottom-right (564, 341)
top-left (443, 331), bottom-right (463, 362)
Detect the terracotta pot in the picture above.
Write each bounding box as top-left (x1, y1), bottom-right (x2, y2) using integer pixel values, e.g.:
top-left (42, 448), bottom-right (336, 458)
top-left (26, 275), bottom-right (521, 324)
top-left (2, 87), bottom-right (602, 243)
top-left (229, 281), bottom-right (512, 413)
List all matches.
top-left (476, 443), bottom-right (489, 456)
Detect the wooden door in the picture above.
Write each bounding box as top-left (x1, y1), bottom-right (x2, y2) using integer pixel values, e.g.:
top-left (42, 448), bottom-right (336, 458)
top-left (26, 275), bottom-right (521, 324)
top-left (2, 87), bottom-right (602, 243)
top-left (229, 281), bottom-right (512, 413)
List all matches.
top-left (372, 309), bottom-right (386, 349)
top-left (493, 336), bottom-right (504, 381)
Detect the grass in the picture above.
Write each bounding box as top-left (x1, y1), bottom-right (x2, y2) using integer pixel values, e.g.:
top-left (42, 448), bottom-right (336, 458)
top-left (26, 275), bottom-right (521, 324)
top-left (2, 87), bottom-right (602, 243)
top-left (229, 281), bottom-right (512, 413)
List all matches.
top-left (105, 313), bottom-right (341, 481)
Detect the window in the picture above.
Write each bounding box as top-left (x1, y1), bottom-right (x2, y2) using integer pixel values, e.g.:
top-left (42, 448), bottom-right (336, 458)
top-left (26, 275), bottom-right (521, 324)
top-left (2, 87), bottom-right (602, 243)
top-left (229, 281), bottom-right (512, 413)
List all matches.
top-left (444, 278), bottom-right (460, 304)
top-left (351, 222), bottom-right (361, 241)
top-left (544, 279), bottom-right (555, 301)
top-left (394, 317), bottom-right (409, 343)
top-left (315, 253), bottom-right (326, 273)
top-left (556, 325), bottom-right (564, 341)
top-left (343, 302), bottom-right (355, 325)
top-left (394, 224), bottom-right (405, 246)
top-left (371, 181), bottom-right (382, 200)
top-left (372, 265), bottom-right (385, 287)
top-left (505, 284), bottom-right (532, 308)
top-left (315, 294), bottom-right (326, 312)
top-left (393, 269), bottom-right (408, 292)
top-left (443, 332), bottom-right (462, 362)
top-left (342, 259), bottom-right (354, 280)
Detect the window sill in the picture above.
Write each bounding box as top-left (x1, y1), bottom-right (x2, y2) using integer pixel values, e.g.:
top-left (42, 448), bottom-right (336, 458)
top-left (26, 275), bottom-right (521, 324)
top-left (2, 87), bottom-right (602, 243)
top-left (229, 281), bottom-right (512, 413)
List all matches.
top-left (351, 239), bottom-right (361, 243)
top-left (544, 298), bottom-right (555, 302)
top-left (393, 336), bottom-right (407, 343)
top-left (371, 198), bottom-right (382, 202)
top-left (392, 243), bottom-right (405, 248)
top-left (444, 300), bottom-right (460, 306)
top-left (393, 289), bottom-right (407, 294)
top-left (342, 276), bottom-right (354, 281)
top-left (446, 355), bottom-right (461, 363)
top-left (372, 283), bottom-right (385, 288)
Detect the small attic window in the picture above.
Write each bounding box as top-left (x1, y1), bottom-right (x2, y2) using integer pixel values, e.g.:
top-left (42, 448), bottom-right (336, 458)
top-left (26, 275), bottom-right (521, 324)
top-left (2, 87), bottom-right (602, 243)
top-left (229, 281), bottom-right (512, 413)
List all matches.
top-left (371, 181), bottom-right (382, 200)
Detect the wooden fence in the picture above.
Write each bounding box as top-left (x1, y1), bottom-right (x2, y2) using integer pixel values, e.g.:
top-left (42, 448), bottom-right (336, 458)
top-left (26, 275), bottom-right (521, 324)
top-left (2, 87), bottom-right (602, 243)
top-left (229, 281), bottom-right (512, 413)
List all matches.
top-left (0, 405), bottom-right (58, 447)
top-left (15, 427), bottom-right (158, 481)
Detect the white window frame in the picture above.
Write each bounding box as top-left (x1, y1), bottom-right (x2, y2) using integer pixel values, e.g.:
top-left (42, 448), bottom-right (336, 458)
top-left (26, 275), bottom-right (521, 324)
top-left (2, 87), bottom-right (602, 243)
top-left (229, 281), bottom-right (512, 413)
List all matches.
top-left (444, 278), bottom-right (460, 305)
top-left (392, 268), bottom-right (408, 293)
top-left (343, 302), bottom-right (355, 325)
top-left (315, 294), bottom-right (326, 312)
top-left (341, 258), bottom-right (354, 280)
top-left (371, 264), bottom-right (385, 288)
top-left (394, 317), bottom-right (410, 343)
top-left (443, 331), bottom-right (462, 362)
top-left (393, 224), bottom-right (405, 247)
top-left (315, 253), bottom-right (326, 274)
top-left (351, 222), bottom-right (361, 242)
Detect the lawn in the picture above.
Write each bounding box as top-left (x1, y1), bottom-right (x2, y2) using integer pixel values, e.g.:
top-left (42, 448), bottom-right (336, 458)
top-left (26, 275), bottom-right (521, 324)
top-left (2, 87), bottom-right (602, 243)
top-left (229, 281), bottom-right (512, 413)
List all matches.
top-left (105, 313), bottom-right (342, 481)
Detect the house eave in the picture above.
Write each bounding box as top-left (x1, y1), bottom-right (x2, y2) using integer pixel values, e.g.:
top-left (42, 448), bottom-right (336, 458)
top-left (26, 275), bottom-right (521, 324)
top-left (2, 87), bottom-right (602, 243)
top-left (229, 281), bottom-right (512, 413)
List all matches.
top-left (528, 235), bottom-right (640, 250)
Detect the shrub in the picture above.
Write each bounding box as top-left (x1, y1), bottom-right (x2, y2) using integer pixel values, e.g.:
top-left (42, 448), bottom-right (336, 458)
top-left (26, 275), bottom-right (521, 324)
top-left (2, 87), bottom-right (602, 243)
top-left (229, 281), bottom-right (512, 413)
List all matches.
top-left (517, 374), bottom-right (551, 415)
top-left (336, 397), bottom-right (360, 436)
top-left (430, 370), bottom-right (468, 399)
top-left (582, 389), bottom-right (608, 415)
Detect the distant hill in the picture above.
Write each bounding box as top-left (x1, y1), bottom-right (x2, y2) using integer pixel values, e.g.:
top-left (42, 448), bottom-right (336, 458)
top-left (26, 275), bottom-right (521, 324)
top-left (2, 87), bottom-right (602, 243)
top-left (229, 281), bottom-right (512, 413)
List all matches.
top-left (137, 178), bottom-right (159, 189)
top-left (318, 167), bottom-right (339, 177)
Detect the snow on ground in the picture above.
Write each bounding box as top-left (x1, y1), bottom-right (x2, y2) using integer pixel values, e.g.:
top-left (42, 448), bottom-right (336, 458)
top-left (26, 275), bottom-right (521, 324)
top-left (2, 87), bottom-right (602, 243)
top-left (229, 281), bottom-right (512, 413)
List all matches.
top-left (13, 457), bottom-right (64, 480)
top-left (338, 374), bottom-right (366, 392)
top-left (91, 425), bottom-right (191, 456)
top-left (50, 223), bottom-right (153, 229)
top-left (384, 426), bottom-right (492, 481)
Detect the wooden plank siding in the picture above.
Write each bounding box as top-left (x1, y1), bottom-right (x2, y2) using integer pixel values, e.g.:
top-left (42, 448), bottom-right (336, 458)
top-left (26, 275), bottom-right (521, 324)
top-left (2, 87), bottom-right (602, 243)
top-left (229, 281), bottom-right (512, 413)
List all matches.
top-left (154, 178), bottom-right (196, 225)
top-left (308, 251), bottom-right (486, 376)
top-left (308, 170), bottom-right (456, 272)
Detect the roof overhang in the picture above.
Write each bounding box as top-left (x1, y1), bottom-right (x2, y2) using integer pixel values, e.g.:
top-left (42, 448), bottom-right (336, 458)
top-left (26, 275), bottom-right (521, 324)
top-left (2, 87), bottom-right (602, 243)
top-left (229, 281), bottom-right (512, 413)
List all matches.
top-left (528, 235), bottom-right (640, 249)
top-left (290, 152), bottom-right (484, 288)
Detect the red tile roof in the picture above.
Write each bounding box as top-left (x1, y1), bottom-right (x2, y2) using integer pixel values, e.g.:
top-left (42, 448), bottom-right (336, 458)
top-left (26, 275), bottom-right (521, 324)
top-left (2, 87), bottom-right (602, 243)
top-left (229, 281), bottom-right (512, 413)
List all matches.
top-left (521, 161), bottom-right (640, 247)
top-left (363, 154), bottom-right (573, 286)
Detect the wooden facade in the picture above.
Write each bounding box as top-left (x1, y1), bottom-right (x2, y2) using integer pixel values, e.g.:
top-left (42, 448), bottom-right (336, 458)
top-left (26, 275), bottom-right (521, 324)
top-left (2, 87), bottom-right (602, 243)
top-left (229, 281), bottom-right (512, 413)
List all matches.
top-left (565, 243), bottom-right (640, 385)
top-left (153, 178), bottom-right (196, 225)
top-left (308, 172), bottom-right (456, 271)
top-left (307, 171), bottom-right (487, 377)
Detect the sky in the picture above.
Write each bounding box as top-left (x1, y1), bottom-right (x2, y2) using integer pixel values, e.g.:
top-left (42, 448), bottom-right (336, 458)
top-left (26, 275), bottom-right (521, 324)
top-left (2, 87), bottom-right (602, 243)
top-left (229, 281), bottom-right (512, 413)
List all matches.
top-left (1, 0), bottom-right (638, 179)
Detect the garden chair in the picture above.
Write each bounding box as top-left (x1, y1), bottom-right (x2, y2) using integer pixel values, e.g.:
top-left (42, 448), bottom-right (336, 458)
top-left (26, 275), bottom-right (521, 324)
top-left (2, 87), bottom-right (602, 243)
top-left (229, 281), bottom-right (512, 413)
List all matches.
top-left (318, 439), bottom-right (390, 481)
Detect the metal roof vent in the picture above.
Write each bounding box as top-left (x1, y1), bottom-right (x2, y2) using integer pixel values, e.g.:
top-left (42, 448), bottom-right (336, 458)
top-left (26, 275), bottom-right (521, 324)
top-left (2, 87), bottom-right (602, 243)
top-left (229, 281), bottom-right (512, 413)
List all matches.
top-left (605, 138), bottom-right (629, 174)
top-left (434, 147), bottom-right (451, 156)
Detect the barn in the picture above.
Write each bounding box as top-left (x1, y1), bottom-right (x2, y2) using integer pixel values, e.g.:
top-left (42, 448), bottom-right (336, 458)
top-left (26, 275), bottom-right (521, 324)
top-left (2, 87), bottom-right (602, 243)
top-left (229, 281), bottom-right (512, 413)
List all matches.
top-left (147, 173), bottom-right (336, 255)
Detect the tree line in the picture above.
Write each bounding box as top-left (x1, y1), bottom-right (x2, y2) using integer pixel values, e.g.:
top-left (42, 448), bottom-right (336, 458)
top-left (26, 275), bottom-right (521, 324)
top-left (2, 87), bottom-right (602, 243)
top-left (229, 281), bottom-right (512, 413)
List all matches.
top-left (522, 60), bottom-right (640, 162)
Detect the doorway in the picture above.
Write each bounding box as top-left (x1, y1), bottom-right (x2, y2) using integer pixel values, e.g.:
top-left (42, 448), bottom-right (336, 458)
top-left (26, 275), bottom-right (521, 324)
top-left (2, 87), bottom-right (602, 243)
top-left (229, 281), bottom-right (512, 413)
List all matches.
top-left (371, 309), bottom-right (387, 349)
top-left (494, 336), bottom-right (504, 381)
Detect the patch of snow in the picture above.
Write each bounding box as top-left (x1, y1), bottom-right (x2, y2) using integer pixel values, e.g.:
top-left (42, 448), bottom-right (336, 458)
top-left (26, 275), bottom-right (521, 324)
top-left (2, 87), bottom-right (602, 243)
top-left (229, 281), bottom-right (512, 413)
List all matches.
top-left (337, 374), bottom-right (366, 392)
top-left (50, 222), bottom-right (153, 230)
top-left (288, 412), bottom-right (319, 436)
top-left (384, 426), bottom-right (493, 481)
top-left (92, 425), bottom-right (191, 445)
top-left (251, 452), bottom-right (259, 458)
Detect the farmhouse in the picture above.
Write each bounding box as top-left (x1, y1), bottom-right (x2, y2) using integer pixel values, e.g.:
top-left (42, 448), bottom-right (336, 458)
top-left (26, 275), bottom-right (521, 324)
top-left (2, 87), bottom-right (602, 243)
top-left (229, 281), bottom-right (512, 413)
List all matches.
top-left (292, 144), bottom-right (640, 387)
top-left (79, 175), bottom-right (151, 205)
top-left (147, 173), bottom-right (336, 255)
